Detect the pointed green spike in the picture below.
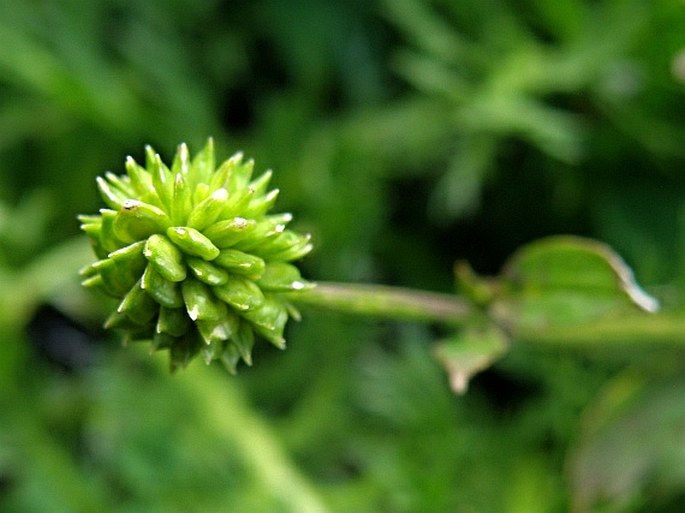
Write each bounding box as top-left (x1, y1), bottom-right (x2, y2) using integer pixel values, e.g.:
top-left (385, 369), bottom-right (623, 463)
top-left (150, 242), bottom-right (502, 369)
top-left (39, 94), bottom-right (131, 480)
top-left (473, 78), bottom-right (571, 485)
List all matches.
top-left (201, 340), bottom-right (224, 365)
top-left (99, 209), bottom-right (123, 253)
top-left (169, 332), bottom-right (201, 372)
top-left (150, 153), bottom-right (174, 213)
top-left (96, 176), bottom-right (128, 209)
top-left (172, 143), bottom-right (191, 178)
top-left (186, 256), bottom-right (229, 286)
top-left (230, 321), bottom-right (255, 365)
top-left (248, 170), bottom-right (273, 197)
top-left (125, 156), bottom-right (154, 197)
top-left (225, 155), bottom-right (253, 193)
top-left (141, 264), bottom-right (185, 308)
top-left (220, 344), bottom-right (241, 374)
top-left (113, 200), bottom-right (171, 244)
top-left (251, 231), bottom-right (312, 259)
top-left (91, 256), bottom-right (140, 297)
top-left (157, 306), bottom-right (191, 337)
top-left (152, 331), bottom-right (177, 350)
top-left (187, 188), bottom-right (229, 230)
top-left (213, 249), bottom-right (265, 279)
top-left (191, 137), bottom-right (215, 185)
top-left (257, 262), bottom-right (313, 292)
top-left (213, 277), bottom-right (265, 312)
top-left (116, 280), bottom-right (158, 325)
top-left (105, 171), bottom-right (135, 196)
top-left (181, 279), bottom-right (228, 321)
top-left (242, 188), bottom-right (279, 218)
top-left (208, 152), bottom-right (235, 191)
top-left (241, 296), bottom-right (288, 349)
top-left (203, 217), bottom-right (257, 249)
top-left (196, 312), bottom-right (239, 345)
top-left (166, 226), bottom-right (220, 260)
top-left (143, 234), bottom-right (186, 282)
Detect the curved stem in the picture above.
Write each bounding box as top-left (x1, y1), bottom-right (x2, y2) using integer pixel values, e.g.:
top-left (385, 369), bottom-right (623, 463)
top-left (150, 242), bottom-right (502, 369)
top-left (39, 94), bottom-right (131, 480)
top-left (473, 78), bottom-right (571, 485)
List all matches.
top-left (289, 282), bottom-right (472, 325)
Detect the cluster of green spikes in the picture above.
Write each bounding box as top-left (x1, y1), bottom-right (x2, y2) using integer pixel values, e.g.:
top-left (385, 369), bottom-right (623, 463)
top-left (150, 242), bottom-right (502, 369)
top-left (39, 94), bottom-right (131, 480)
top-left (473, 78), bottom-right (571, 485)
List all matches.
top-left (79, 139), bottom-right (313, 372)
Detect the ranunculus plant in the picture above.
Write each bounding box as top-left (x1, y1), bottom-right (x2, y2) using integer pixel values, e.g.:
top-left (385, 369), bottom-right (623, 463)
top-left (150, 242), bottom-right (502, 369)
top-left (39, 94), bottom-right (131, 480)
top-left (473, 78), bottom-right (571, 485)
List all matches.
top-left (80, 140), bottom-right (663, 391)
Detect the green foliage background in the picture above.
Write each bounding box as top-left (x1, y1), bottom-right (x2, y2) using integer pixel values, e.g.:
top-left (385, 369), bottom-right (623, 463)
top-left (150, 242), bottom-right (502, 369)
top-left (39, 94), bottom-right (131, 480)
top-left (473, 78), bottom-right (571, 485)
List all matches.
top-left (2, 0), bottom-right (685, 511)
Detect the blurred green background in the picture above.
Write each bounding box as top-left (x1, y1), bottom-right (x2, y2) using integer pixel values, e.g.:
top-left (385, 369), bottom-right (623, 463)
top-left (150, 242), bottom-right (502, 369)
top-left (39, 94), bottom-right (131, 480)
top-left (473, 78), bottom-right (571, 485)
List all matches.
top-left (2, 0), bottom-right (685, 511)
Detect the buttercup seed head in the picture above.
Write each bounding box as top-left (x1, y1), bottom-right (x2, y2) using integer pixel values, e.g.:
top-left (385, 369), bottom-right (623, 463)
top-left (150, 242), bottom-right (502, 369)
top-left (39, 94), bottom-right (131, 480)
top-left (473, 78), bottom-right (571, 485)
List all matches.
top-left (79, 139), bottom-right (314, 373)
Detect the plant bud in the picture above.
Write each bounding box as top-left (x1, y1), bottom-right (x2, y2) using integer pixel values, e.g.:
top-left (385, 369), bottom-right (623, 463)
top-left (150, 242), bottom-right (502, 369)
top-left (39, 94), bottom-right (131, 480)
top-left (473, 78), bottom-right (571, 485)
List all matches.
top-left (79, 139), bottom-right (313, 372)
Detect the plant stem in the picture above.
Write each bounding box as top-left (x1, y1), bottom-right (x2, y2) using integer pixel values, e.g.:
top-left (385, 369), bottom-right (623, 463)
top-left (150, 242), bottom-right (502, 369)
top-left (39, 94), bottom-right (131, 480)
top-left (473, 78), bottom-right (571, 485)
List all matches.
top-left (182, 365), bottom-right (331, 513)
top-left (291, 283), bottom-right (685, 350)
top-left (289, 281), bottom-right (472, 325)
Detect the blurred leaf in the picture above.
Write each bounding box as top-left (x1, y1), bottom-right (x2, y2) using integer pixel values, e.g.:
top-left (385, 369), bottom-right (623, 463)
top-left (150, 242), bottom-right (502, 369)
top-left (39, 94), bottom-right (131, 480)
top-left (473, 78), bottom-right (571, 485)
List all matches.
top-left (497, 236), bottom-right (658, 333)
top-left (0, 234), bottom-right (91, 333)
top-left (568, 371), bottom-right (685, 513)
top-left (433, 324), bottom-right (509, 394)
top-left (0, 190), bottom-right (54, 264)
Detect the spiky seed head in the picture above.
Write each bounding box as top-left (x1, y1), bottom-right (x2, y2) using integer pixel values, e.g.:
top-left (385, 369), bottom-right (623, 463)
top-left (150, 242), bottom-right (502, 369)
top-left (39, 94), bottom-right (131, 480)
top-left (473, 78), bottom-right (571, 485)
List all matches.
top-left (79, 139), bottom-right (313, 372)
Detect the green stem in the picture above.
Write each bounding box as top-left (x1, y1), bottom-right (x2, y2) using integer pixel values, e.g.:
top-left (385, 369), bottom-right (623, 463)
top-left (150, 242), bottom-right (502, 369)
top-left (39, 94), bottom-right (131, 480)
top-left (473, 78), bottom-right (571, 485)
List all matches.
top-left (291, 283), bottom-right (685, 349)
top-left (181, 365), bottom-right (330, 513)
top-left (290, 281), bottom-right (472, 325)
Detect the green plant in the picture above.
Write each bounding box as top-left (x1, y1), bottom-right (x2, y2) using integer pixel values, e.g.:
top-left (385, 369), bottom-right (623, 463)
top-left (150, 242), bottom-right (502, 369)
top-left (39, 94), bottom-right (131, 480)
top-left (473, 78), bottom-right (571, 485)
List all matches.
top-left (80, 140), bottom-right (668, 392)
top-left (79, 139), bottom-right (313, 372)
top-left (4, 3), bottom-right (685, 512)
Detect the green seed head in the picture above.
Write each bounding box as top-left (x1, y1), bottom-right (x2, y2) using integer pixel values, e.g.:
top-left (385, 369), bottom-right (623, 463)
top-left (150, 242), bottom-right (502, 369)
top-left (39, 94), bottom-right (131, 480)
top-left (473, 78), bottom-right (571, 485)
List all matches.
top-left (79, 139), bottom-right (313, 372)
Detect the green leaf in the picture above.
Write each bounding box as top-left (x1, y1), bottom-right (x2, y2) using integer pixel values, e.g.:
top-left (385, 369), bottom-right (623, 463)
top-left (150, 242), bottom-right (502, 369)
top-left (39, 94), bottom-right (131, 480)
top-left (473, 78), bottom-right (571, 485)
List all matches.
top-left (433, 325), bottom-right (509, 394)
top-left (568, 372), bottom-right (685, 512)
top-left (497, 236), bottom-right (658, 331)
